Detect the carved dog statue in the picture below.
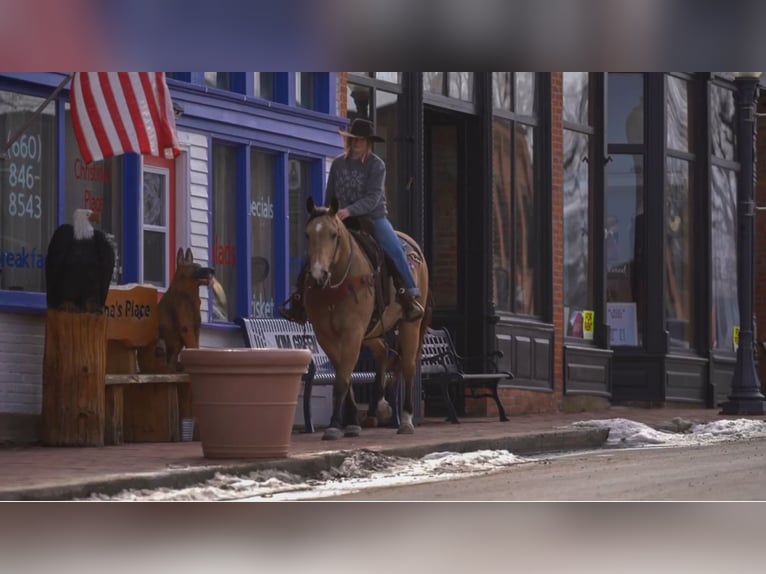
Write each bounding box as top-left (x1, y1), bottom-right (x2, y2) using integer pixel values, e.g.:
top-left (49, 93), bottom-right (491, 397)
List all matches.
top-left (137, 248), bottom-right (214, 373)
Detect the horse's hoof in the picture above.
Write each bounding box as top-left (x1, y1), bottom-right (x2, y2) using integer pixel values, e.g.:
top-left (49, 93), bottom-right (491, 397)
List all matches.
top-left (376, 399), bottom-right (393, 425)
top-left (344, 425), bottom-right (362, 438)
top-left (397, 422), bottom-right (415, 435)
top-left (361, 417), bottom-right (378, 428)
top-left (322, 427), bottom-right (343, 441)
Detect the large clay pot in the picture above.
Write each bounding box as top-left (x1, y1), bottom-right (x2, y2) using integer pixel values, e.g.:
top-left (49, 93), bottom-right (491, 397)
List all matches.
top-left (180, 348), bottom-right (311, 459)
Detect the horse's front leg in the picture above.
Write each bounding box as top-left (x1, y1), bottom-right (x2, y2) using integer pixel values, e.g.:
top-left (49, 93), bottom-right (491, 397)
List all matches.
top-left (323, 375), bottom-right (350, 441)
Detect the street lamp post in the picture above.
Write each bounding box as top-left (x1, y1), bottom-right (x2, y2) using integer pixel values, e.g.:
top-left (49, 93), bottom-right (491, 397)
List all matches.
top-left (720, 71), bottom-right (766, 415)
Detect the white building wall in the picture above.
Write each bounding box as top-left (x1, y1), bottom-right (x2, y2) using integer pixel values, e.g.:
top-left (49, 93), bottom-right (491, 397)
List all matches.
top-left (0, 312), bottom-right (45, 415)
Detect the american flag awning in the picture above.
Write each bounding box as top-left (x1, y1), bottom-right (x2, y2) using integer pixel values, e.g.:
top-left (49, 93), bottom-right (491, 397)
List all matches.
top-left (70, 72), bottom-right (180, 164)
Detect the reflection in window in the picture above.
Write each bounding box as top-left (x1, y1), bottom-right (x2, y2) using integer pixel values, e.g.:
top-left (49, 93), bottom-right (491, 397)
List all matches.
top-left (346, 83), bottom-right (372, 120)
top-left (448, 73), bottom-right (473, 101)
top-left (296, 73), bottom-right (315, 110)
top-left (211, 142), bottom-right (238, 321)
top-left (0, 91), bottom-right (57, 292)
top-left (64, 104), bottom-right (122, 284)
top-left (665, 158), bottom-right (694, 349)
top-left (711, 84), bottom-right (736, 161)
top-left (606, 155), bottom-right (644, 346)
top-left (711, 166), bottom-right (739, 350)
top-left (374, 90), bottom-right (401, 228)
top-left (491, 75), bottom-right (539, 316)
top-left (563, 72), bottom-right (590, 125)
top-left (492, 119), bottom-right (538, 315)
top-left (423, 72), bottom-right (444, 95)
top-left (563, 130), bottom-right (593, 337)
top-left (492, 73), bottom-right (511, 110)
top-left (666, 75), bottom-right (691, 152)
top-left (288, 159), bottom-right (312, 288)
top-left (608, 73), bottom-right (644, 144)
top-left (250, 151), bottom-right (275, 318)
top-left (205, 72), bottom-right (231, 90)
top-left (375, 72), bottom-right (400, 83)
top-left (515, 73), bottom-right (536, 116)
top-left (563, 72), bottom-right (594, 338)
top-left (142, 169), bottom-right (168, 288)
top-left (254, 73), bottom-right (274, 100)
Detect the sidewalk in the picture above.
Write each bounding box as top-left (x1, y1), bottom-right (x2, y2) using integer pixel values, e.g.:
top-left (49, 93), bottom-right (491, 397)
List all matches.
top-left (1, 405), bottom-right (763, 500)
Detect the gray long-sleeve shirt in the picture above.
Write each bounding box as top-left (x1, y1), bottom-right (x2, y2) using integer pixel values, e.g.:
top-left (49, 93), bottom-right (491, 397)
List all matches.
top-left (324, 152), bottom-right (387, 219)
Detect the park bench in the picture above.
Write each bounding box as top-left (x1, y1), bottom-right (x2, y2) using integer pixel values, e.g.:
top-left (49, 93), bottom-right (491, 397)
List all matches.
top-left (420, 327), bottom-right (512, 423)
top-left (104, 284), bottom-right (191, 445)
top-left (236, 317), bottom-right (400, 433)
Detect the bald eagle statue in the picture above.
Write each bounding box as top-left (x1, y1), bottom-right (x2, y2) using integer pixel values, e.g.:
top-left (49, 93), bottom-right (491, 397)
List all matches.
top-left (45, 209), bottom-right (115, 313)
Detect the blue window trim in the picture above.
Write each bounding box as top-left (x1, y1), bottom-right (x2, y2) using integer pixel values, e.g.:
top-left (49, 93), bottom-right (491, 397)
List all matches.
top-left (122, 153), bottom-right (141, 283)
top-left (235, 145), bottom-right (249, 319)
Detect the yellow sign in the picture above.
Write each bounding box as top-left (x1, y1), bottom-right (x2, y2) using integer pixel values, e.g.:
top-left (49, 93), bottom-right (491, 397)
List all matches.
top-left (582, 310), bottom-right (595, 341)
top-left (733, 326), bottom-right (740, 350)
top-left (105, 284), bottom-right (158, 347)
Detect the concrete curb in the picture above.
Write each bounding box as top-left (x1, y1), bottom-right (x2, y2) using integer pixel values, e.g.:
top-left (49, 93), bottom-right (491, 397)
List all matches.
top-left (0, 427), bottom-right (609, 501)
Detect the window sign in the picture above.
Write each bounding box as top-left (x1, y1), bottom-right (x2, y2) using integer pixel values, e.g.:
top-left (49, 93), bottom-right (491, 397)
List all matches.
top-left (607, 302), bottom-right (638, 346)
top-left (0, 91), bottom-right (57, 292)
top-left (250, 150), bottom-right (275, 318)
top-left (64, 104), bottom-right (123, 284)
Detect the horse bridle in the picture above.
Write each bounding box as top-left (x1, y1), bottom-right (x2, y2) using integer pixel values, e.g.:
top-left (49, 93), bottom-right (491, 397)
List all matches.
top-left (326, 216), bottom-right (354, 289)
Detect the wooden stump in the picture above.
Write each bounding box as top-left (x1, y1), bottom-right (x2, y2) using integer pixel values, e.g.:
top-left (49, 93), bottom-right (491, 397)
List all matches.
top-left (41, 309), bottom-right (107, 446)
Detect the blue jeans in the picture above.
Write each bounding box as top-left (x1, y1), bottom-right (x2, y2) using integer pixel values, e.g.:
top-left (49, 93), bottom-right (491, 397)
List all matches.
top-left (371, 216), bottom-right (420, 296)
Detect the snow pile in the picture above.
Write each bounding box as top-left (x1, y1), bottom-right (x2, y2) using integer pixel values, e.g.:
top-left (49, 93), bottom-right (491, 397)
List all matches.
top-left (570, 417), bottom-right (766, 448)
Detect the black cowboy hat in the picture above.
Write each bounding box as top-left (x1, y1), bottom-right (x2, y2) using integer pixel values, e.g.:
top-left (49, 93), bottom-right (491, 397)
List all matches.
top-left (338, 118), bottom-right (385, 142)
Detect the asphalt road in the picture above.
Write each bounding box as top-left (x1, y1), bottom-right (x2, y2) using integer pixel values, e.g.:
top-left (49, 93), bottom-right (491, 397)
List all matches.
top-left (319, 438), bottom-right (766, 501)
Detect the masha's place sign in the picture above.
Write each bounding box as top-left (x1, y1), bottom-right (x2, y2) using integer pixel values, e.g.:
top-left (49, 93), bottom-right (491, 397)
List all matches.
top-left (104, 284), bottom-right (158, 347)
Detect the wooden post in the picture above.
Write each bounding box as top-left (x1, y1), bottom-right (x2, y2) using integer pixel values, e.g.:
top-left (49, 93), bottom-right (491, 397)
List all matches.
top-left (41, 309), bottom-right (107, 446)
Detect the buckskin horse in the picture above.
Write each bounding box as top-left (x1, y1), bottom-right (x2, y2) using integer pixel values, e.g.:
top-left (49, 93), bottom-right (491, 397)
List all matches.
top-left (303, 197), bottom-right (431, 440)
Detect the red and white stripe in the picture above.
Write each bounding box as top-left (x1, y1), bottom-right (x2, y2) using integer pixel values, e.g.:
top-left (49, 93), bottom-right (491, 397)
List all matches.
top-left (70, 72), bottom-right (180, 164)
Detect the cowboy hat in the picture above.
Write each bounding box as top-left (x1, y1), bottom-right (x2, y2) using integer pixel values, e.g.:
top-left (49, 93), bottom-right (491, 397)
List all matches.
top-left (338, 118), bottom-right (385, 142)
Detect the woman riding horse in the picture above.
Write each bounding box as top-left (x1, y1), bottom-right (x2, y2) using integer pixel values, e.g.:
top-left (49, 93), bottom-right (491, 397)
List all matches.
top-left (300, 196), bottom-right (430, 439)
top-left (279, 118), bottom-right (424, 324)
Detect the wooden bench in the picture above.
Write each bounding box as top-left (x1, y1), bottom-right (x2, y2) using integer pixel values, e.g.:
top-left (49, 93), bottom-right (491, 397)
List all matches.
top-left (104, 284), bottom-right (190, 445)
top-left (236, 317), bottom-right (399, 433)
top-left (420, 327), bottom-right (512, 423)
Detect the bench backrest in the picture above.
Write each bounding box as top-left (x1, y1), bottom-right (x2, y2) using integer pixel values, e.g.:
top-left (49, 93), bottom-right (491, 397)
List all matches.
top-left (105, 284), bottom-right (159, 347)
top-left (237, 318), bottom-right (334, 374)
top-left (420, 327), bottom-right (461, 376)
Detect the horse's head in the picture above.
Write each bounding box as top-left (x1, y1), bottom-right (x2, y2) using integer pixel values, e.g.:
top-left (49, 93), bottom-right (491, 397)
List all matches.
top-left (305, 197), bottom-right (343, 287)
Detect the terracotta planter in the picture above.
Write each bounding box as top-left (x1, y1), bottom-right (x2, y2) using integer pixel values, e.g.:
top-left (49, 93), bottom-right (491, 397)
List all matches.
top-left (180, 348), bottom-right (311, 459)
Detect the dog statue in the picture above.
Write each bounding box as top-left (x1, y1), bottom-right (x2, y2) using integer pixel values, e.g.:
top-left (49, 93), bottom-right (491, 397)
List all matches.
top-left (137, 248), bottom-right (215, 373)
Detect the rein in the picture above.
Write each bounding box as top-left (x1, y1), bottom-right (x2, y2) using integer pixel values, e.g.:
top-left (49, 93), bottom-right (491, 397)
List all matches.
top-left (328, 223), bottom-right (353, 288)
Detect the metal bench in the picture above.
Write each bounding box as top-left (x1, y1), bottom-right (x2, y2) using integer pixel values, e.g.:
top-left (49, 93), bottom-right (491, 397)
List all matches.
top-left (420, 327), bottom-right (512, 423)
top-left (236, 317), bottom-right (399, 433)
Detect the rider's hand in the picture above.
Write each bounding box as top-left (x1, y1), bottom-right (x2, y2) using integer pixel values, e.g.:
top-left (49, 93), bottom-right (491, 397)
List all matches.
top-left (337, 208), bottom-right (350, 220)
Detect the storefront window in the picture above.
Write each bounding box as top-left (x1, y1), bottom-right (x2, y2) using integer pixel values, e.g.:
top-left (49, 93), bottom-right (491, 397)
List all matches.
top-left (250, 150), bottom-right (275, 318)
top-left (491, 73), bottom-right (539, 316)
top-left (665, 75), bottom-right (695, 350)
top-left (711, 166), bottom-right (738, 351)
top-left (0, 91), bottom-right (57, 293)
top-left (492, 72), bottom-right (541, 315)
top-left (710, 81), bottom-right (738, 351)
top-left (288, 158), bottom-right (312, 288)
top-left (563, 71), bottom-right (594, 338)
top-left (211, 142), bottom-right (238, 321)
top-left (606, 155), bottom-right (644, 346)
top-left (296, 73), bottom-right (315, 110)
